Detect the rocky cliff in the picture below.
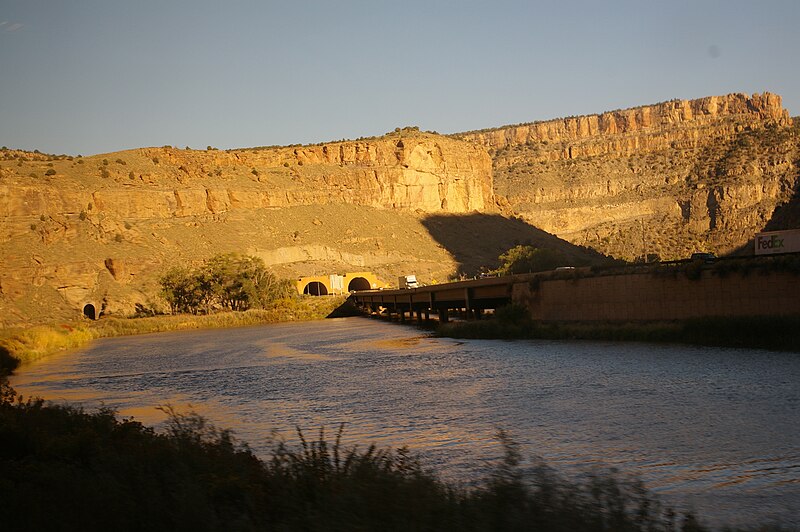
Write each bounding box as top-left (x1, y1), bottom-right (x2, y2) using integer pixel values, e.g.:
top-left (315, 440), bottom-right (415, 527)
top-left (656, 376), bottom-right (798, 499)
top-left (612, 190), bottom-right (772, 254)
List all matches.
top-left (0, 131), bottom-right (495, 326)
top-left (454, 92), bottom-right (798, 260)
top-left (1, 93), bottom-right (797, 327)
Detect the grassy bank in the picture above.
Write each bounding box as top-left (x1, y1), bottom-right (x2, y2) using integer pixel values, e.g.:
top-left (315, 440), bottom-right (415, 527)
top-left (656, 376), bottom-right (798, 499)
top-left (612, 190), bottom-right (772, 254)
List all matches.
top-left (0, 296), bottom-right (346, 369)
top-left (437, 306), bottom-right (800, 352)
top-left (0, 378), bottom-right (722, 531)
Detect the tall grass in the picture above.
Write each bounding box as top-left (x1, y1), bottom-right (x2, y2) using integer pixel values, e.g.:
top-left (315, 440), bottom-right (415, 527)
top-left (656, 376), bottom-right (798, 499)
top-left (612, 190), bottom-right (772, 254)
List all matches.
top-left (0, 324), bottom-right (95, 365)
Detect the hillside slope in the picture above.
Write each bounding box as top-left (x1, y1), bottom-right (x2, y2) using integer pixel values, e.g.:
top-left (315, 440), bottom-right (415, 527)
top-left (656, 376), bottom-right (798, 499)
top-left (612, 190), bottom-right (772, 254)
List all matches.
top-left (1, 93), bottom-right (797, 326)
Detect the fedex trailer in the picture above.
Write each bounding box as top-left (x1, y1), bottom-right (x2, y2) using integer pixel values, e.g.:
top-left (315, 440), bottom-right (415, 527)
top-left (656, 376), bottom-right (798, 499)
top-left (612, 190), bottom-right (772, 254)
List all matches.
top-left (754, 228), bottom-right (800, 255)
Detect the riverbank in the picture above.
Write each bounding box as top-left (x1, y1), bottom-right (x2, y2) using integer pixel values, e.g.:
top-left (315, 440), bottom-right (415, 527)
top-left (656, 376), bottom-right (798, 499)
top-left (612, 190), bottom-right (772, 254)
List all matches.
top-left (0, 295), bottom-right (346, 371)
top-left (435, 306), bottom-right (800, 352)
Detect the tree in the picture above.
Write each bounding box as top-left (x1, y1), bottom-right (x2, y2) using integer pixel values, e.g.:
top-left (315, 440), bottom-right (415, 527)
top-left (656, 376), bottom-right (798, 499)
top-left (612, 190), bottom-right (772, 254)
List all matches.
top-left (496, 245), bottom-right (571, 275)
top-left (159, 254), bottom-right (294, 314)
top-left (207, 254), bottom-right (293, 311)
top-left (159, 267), bottom-right (210, 314)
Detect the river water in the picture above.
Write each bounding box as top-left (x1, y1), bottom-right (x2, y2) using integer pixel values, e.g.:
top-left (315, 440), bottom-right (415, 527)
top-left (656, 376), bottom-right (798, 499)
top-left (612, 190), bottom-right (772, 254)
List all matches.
top-left (11, 317), bottom-right (800, 528)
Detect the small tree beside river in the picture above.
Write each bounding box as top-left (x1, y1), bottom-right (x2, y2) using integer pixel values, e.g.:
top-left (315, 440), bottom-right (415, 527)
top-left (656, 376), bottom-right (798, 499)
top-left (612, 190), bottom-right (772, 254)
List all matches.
top-left (160, 253), bottom-right (295, 314)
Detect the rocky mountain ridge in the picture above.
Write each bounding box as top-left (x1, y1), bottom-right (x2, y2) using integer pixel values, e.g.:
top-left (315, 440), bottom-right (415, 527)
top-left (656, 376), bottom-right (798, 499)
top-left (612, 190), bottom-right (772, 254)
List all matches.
top-left (0, 93), bottom-right (797, 326)
top-left (455, 92), bottom-right (797, 260)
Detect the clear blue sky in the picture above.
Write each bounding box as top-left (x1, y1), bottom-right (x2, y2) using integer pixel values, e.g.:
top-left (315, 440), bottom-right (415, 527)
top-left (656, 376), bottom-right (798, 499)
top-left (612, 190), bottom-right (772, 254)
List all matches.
top-left (2, 0), bottom-right (799, 156)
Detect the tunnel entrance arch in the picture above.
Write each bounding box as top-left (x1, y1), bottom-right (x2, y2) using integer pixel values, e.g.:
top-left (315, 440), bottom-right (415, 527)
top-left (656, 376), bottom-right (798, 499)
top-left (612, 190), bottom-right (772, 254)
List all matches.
top-left (83, 304), bottom-right (97, 320)
top-left (303, 282), bottom-right (328, 296)
top-left (347, 277), bottom-right (371, 292)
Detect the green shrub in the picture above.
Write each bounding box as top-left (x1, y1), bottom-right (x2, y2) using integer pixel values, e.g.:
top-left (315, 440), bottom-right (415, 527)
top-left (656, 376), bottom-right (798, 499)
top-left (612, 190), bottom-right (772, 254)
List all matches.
top-left (496, 245), bottom-right (572, 275)
top-left (159, 254), bottom-right (295, 314)
top-left (44, 168), bottom-right (56, 176)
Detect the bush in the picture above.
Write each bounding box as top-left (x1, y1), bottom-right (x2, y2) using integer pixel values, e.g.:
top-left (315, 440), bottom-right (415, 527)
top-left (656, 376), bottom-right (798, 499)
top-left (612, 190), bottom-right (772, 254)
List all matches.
top-left (0, 346), bottom-right (19, 374)
top-left (496, 245), bottom-right (572, 275)
top-left (44, 168), bottom-right (56, 176)
top-left (160, 254), bottom-right (295, 314)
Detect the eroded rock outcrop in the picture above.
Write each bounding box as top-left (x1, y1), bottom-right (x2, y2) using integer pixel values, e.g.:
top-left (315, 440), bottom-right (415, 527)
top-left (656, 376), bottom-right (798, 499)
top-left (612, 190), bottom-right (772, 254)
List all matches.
top-left (454, 92), bottom-right (798, 260)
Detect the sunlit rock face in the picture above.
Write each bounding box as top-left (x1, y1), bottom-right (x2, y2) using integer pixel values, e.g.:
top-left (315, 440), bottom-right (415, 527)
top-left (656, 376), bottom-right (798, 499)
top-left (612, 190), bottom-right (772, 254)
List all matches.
top-left (455, 92), bottom-right (798, 261)
top-left (1, 93), bottom-right (798, 325)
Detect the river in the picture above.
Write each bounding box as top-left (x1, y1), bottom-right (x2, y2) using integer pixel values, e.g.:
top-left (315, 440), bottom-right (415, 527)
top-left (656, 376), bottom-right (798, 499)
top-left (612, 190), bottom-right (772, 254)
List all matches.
top-left (10, 317), bottom-right (800, 529)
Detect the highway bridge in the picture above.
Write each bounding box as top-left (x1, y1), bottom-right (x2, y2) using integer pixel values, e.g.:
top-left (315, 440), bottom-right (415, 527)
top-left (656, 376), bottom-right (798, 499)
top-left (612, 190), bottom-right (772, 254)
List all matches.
top-left (348, 254), bottom-right (800, 324)
top-left (348, 274), bottom-right (533, 322)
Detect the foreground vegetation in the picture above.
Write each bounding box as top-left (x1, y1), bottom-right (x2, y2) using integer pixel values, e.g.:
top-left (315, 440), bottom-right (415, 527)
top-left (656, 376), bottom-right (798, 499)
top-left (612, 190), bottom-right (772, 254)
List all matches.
top-left (0, 379), bottom-right (724, 531)
top-left (437, 305), bottom-right (800, 352)
top-left (0, 296), bottom-right (345, 371)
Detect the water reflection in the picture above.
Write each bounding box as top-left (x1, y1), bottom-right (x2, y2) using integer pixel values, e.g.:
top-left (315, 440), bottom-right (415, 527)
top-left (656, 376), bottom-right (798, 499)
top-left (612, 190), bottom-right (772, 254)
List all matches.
top-left (11, 317), bottom-right (800, 528)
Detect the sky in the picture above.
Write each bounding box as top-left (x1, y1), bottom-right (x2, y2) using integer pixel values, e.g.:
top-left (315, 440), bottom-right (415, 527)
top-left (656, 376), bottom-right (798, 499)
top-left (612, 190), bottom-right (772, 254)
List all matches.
top-left (1, 0), bottom-right (799, 156)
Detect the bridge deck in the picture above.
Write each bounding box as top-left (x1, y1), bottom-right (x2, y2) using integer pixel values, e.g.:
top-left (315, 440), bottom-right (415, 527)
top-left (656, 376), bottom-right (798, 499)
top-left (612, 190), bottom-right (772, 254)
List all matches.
top-left (349, 274), bottom-right (537, 321)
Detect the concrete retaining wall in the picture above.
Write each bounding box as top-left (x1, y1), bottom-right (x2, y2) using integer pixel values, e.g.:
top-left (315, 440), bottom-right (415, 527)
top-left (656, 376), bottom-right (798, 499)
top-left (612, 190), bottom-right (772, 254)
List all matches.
top-left (513, 270), bottom-right (800, 321)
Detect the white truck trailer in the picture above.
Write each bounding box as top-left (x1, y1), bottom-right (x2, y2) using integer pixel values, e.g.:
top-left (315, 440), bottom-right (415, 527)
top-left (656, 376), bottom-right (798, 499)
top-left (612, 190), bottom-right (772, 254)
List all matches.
top-left (398, 275), bottom-right (419, 289)
top-left (754, 228), bottom-right (800, 255)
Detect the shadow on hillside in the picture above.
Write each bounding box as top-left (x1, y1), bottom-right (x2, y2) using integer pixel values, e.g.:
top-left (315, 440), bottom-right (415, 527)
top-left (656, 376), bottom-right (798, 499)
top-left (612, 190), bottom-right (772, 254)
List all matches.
top-left (729, 178), bottom-right (800, 256)
top-left (421, 213), bottom-right (610, 275)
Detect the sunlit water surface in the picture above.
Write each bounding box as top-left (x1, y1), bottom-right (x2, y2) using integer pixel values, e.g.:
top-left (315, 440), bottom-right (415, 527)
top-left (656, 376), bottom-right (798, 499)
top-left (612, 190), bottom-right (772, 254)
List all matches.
top-left (12, 317), bottom-right (800, 528)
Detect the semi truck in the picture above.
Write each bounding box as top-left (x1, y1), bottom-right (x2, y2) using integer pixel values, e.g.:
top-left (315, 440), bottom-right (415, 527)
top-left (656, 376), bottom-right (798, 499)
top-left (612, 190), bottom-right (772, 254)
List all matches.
top-left (755, 228), bottom-right (800, 255)
top-left (398, 275), bottom-right (419, 289)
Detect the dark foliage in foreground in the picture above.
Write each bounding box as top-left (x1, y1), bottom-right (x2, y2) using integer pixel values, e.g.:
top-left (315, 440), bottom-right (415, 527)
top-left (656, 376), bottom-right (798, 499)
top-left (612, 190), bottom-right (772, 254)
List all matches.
top-left (0, 379), bottom-right (717, 531)
top-left (0, 345), bottom-right (19, 375)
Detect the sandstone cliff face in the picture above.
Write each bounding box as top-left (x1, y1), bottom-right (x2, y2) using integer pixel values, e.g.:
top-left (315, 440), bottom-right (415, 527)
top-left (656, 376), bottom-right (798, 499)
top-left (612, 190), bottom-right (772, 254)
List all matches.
top-left (1, 93), bottom-right (797, 327)
top-left (1, 132), bottom-right (492, 224)
top-left (0, 132), bottom-right (492, 326)
top-left (455, 93), bottom-right (798, 261)
top-left (456, 92), bottom-right (790, 151)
